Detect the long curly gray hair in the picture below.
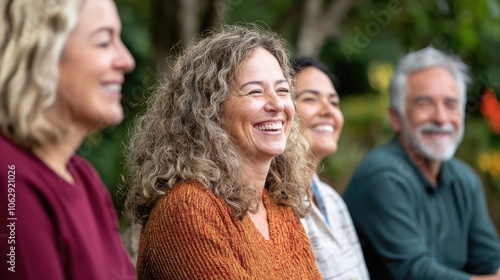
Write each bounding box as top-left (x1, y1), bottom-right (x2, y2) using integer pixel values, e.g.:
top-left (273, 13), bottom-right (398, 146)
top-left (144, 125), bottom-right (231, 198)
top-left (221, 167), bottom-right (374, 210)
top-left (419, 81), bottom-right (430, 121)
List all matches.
top-left (125, 24), bottom-right (313, 225)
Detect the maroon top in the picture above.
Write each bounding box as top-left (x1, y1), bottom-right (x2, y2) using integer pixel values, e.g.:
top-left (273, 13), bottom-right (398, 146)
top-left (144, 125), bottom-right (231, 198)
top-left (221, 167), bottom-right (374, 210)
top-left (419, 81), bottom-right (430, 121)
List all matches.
top-left (0, 135), bottom-right (135, 280)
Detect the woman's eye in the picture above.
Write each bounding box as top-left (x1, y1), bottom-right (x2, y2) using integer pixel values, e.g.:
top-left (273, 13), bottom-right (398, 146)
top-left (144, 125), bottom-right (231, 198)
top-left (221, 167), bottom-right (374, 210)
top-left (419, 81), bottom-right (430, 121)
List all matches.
top-left (94, 34), bottom-right (112, 48)
top-left (249, 90), bottom-right (262, 94)
top-left (300, 97), bottom-right (316, 102)
top-left (97, 41), bottom-right (111, 48)
top-left (330, 101), bottom-right (340, 107)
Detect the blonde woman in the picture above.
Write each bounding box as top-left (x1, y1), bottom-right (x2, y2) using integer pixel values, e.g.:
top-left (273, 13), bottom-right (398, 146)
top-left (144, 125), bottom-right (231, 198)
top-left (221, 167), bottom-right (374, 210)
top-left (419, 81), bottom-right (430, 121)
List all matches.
top-left (0, 0), bottom-right (135, 279)
top-left (125, 25), bottom-right (321, 279)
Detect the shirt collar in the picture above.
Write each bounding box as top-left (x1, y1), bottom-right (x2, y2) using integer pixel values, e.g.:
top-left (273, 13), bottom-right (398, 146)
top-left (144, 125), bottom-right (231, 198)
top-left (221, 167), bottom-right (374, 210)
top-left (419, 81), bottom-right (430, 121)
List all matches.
top-left (390, 136), bottom-right (455, 192)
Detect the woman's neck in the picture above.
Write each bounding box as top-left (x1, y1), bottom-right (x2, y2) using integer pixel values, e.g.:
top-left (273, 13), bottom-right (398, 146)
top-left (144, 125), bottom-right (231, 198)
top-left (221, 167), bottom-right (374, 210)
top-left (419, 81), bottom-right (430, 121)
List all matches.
top-left (33, 128), bottom-right (86, 185)
top-left (241, 157), bottom-right (272, 240)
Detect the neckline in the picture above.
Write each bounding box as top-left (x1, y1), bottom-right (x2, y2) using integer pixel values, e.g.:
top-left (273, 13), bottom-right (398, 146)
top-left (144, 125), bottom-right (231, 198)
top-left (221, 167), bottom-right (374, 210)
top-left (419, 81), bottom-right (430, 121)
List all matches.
top-left (29, 150), bottom-right (80, 187)
top-left (391, 137), bottom-right (453, 191)
top-left (247, 189), bottom-right (274, 242)
top-left (1, 134), bottom-right (80, 187)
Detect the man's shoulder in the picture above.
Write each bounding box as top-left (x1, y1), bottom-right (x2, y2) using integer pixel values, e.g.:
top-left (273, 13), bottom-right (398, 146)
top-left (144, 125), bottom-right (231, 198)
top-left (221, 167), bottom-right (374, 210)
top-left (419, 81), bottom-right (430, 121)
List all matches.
top-left (355, 140), bottom-right (408, 174)
top-left (447, 157), bottom-right (476, 174)
top-left (446, 157), bottom-right (482, 188)
top-left (346, 139), bottom-right (421, 200)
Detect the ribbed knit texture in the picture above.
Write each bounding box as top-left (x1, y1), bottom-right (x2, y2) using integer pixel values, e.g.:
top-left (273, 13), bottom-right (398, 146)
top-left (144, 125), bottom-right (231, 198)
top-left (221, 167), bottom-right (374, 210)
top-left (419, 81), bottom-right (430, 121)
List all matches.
top-left (137, 180), bottom-right (322, 279)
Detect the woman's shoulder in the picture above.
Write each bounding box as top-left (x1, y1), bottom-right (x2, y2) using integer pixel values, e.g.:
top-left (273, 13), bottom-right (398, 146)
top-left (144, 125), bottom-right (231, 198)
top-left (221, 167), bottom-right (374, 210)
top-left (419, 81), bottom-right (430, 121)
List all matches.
top-left (0, 135), bottom-right (38, 172)
top-left (68, 155), bottom-right (100, 180)
top-left (143, 180), bottom-right (236, 239)
top-left (165, 180), bottom-right (218, 203)
top-left (0, 135), bottom-right (60, 190)
top-left (152, 180), bottom-right (230, 219)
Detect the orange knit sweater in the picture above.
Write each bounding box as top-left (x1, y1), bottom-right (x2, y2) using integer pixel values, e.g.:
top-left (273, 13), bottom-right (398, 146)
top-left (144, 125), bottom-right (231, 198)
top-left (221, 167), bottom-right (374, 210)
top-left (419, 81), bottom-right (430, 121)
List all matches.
top-left (137, 180), bottom-right (322, 279)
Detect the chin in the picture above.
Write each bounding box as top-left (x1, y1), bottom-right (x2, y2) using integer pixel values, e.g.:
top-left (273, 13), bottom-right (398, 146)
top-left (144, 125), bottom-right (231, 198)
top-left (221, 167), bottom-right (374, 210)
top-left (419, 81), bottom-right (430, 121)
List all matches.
top-left (317, 144), bottom-right (337, 156)
top-left (109, 114), bottom-right (124, 126)
top-left (107, 106), bottom-right (124, 124)
top-left (329, 144), bottom-right (338, 153)
top-left (263, 147), bottom-right (287, 158)
top-left (98, 113), bottom-right (124, 128)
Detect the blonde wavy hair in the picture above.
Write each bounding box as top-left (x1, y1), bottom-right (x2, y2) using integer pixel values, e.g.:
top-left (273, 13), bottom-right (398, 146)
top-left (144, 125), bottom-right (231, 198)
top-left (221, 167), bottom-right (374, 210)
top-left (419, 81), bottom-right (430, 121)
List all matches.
top-left (125, 25), bottom-right (313, 225)
top-left (0, 0), bottom-right (80, 148)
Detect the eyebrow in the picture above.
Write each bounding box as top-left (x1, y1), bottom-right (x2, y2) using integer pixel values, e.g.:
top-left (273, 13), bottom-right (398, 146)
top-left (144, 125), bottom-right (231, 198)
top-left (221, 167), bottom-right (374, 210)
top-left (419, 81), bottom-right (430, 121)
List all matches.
top-left (412, 95), bottom-right (432, 102)
top-left (91, 27), bottom-right (114, 37)
top-left (297, 89), bottom-right (338, 97)
top-left (412, 95), bottom-right (459, 103)
top-left (239, 79), bottom-right (289, 90)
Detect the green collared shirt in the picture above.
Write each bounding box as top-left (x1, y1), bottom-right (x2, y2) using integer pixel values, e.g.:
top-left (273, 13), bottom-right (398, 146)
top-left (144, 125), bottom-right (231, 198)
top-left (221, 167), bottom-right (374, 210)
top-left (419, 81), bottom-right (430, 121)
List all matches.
top-left (344, 137), bottom-right (500, 280)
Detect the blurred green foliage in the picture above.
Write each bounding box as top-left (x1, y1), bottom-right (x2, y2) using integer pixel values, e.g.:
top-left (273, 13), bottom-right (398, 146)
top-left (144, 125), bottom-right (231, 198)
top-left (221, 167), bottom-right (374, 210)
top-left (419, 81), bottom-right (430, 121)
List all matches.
top-left (77, 0), bottom-right (500, 229)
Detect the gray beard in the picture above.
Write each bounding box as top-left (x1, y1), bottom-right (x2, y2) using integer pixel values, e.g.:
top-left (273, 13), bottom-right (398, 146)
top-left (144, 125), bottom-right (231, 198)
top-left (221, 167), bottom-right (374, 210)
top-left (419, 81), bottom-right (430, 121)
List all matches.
top-left (399, 117), bottom-right (463, 162)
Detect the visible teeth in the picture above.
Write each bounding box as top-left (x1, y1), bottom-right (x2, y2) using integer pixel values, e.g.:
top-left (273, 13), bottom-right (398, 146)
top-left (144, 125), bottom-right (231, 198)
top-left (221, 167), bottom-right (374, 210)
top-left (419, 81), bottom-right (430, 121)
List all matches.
top-left (313, 125), bottom-right (334, 132)
top-left (256, 122), bottom-right (283, 131)
top-left (103, 84), bottom-right (122, 92)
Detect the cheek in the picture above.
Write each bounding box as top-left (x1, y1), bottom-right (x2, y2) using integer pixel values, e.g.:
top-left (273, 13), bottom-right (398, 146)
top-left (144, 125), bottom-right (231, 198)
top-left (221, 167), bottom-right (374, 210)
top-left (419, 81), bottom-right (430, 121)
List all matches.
top-left (451, 111), bottom-right (465, 123)
top-left (405, 108), bottom-right (427, 128)
top-left (284, 98), bottom-right (295, 118)
top-left (57, 81), bottom-right (81, 110)
top-left (334, 109), bottom-right (344, 129)
top-left (296, 103), bottom-right (315, 122)
top-left (222, 100), bottom-right (251, 135)
top-left (221, 99), bottom-right (239, 120)
top-left (57, 71), bottom-right (75, 99)
top-left (451, 112), bottom-right (463, 126)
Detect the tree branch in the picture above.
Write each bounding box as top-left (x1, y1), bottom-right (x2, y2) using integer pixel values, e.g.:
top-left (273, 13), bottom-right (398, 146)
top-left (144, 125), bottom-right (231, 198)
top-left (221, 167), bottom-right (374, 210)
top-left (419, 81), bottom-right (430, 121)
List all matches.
top-left (201, 0), bottom-right (227, 32)
top-left (272, 0), bottom-right (302, 31)
top-left (295, 0), bottom-right (357, 57)
top-left (323, 0), bottom-right (357, 36)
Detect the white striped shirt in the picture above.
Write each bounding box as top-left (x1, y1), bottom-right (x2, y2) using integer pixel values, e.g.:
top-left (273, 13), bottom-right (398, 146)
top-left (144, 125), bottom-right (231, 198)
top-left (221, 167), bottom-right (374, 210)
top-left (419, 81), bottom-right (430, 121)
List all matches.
top-left (301, 174), bottom-right (370, 280)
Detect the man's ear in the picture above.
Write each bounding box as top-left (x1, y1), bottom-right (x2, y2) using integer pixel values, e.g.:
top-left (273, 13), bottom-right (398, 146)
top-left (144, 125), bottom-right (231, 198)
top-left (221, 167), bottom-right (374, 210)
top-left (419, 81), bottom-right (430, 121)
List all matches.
top-left (389, 108), bottom-right (402, 133)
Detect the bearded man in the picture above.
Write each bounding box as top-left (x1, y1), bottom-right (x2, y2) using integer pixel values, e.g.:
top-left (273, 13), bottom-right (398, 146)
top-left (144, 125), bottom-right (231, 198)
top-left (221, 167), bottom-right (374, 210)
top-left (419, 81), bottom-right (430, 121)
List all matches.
top-left (344, 47), bottom-right (500, 280)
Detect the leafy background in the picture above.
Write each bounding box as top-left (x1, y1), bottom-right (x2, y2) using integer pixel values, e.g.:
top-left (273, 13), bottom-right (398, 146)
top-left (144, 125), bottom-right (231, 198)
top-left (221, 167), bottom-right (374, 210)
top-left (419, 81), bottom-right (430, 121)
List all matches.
top-left (78, 0), bottom-right (500, 231)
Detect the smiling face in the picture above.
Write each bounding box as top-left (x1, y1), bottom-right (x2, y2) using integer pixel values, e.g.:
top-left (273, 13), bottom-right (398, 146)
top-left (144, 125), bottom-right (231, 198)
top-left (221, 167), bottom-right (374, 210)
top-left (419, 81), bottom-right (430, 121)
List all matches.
top-left (295, 66), bottom-right (344, 162)
top-left (221, 47), bottom-right (294, 165)
top-left (391, 66), bottom-right (464, 161)
top-left (56, 0), bottom-right (135, 131)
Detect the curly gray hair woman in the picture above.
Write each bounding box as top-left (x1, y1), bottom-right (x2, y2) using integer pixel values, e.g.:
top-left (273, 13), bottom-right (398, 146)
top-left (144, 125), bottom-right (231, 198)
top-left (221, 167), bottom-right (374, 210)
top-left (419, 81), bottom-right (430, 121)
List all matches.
top-left (125, 24), bottom-right (321, 279)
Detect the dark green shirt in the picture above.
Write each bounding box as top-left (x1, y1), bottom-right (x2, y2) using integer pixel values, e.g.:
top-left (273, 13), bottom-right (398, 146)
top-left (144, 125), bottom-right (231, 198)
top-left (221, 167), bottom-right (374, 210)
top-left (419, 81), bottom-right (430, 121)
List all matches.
top-left (344, 137), bottom-right (500, 280)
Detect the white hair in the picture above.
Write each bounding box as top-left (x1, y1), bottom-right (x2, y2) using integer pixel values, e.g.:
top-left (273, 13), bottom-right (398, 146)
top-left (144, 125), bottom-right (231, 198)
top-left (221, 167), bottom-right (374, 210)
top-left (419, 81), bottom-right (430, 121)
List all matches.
top-left (388, 46), bottom-right (471, 114)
